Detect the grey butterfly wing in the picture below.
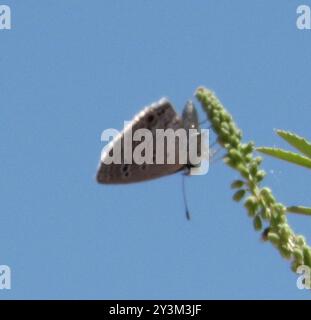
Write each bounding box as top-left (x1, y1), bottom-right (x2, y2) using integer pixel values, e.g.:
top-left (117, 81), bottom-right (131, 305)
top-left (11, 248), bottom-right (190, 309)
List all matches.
top-left (96, 98), bottom-right (186, 184)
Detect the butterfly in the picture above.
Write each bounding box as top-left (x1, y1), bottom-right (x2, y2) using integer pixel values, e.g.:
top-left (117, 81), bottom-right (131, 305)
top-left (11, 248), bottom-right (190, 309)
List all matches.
top-left (96, 98), bottom-right (203, 185)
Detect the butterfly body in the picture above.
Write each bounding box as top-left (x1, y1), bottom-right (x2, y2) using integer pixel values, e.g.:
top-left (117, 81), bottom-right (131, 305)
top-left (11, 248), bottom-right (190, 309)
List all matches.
top-left (96, 98), bottom-right (201, 184)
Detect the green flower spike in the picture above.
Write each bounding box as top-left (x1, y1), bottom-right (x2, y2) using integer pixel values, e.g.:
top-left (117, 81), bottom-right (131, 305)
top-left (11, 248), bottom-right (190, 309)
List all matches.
top-left (195, 87), bottom-right (311, 284)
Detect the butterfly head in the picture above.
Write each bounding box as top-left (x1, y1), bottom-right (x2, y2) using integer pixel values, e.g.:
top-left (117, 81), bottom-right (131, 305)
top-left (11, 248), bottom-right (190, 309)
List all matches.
top-left (182, 100), bottom-right (200, 131)
top-left (181, 101), bottom-right (202, 169)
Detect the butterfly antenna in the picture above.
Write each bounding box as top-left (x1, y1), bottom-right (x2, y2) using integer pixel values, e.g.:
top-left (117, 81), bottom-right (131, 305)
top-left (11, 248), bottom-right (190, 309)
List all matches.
top-left (182, 174), bottom-right (191, 220)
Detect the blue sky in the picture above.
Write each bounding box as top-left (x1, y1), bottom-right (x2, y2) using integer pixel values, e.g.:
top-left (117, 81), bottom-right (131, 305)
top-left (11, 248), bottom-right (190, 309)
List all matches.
top-left (1, 1), bottom-right (311, 299)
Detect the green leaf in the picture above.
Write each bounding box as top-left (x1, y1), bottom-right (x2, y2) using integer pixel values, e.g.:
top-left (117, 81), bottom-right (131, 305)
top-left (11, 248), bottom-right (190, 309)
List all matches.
top-left (256, 147), bottom-right (311, 169)
top-left (276, 130), bottom-right (311, 159)
top-left (231, 180), bottom-right (245, 189)
top-left (233, 189), bottom-right (246, 202)
top-left (286, 206), bottom-right (311, 216)
top-left (253, 216), bottom-right (262, 231)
